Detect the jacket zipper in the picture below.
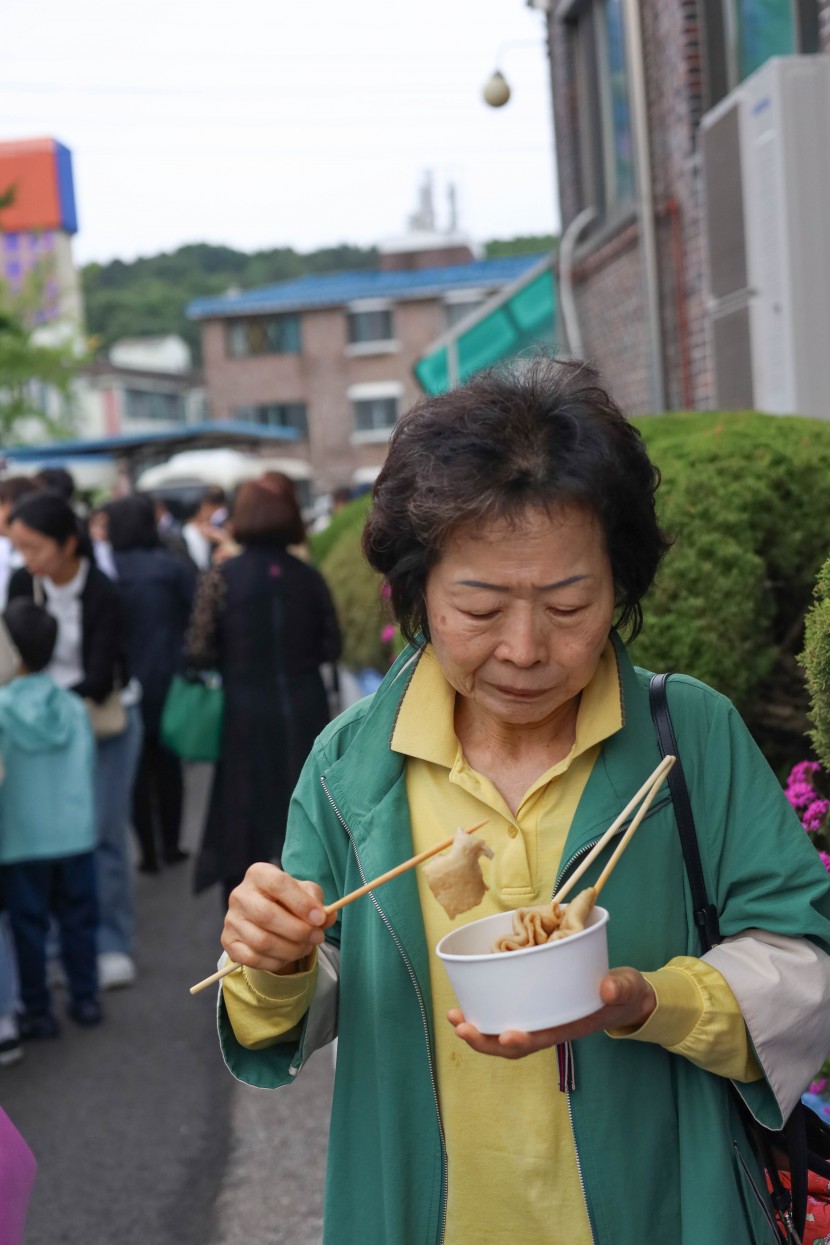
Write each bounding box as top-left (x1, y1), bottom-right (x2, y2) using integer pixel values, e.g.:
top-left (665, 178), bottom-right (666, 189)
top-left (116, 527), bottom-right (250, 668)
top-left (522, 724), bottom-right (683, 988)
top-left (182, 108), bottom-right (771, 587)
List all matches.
top-left (554, 838), bottom-right (600, 1244)
top-left (732, 1143), bottom-right (791, 1242)
top-left (553, 795), bottom-right (670, 1245)
top-left (320, 777), bottom-right (449, 1244)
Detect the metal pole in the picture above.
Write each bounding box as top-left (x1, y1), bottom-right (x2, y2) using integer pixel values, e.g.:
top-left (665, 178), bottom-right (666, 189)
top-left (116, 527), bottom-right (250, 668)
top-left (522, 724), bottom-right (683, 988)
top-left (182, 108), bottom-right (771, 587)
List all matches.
top-left (622, 0), bottom-right (666, 412)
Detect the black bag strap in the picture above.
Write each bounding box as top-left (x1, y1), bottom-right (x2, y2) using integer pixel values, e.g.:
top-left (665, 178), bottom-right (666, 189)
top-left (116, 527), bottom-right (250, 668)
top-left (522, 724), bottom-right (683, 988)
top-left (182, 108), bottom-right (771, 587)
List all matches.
top-left (648, 673), bottom-right (806, 1243)
top-left (648, 674), bottom-right (721, 954)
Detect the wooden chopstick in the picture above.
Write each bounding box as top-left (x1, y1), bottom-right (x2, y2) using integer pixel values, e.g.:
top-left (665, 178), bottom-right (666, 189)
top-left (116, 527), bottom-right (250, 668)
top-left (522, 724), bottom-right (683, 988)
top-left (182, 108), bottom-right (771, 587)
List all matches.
top-left (551, 754), bottom-right (676, 906)
top-left (189, 819), bottom-right (489, 995)
top-left (593, 757), bottom-right (675, 894)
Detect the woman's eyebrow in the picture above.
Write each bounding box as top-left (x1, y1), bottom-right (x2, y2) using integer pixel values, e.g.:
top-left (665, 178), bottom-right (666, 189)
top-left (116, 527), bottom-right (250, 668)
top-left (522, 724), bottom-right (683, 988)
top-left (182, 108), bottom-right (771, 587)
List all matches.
top-left (455, 575), bottom-right (589, 591)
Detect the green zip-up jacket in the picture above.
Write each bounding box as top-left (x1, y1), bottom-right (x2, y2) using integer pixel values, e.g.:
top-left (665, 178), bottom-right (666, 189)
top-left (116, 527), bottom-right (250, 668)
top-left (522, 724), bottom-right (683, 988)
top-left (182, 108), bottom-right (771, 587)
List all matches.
top-left (219, 637), bottom-right (830, 1244)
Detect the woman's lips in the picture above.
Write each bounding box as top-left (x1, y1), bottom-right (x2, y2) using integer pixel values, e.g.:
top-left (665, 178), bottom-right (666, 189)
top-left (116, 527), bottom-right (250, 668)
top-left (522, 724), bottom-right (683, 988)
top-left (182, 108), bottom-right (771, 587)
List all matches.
top-left (492, 685), bottom-right (545, 699)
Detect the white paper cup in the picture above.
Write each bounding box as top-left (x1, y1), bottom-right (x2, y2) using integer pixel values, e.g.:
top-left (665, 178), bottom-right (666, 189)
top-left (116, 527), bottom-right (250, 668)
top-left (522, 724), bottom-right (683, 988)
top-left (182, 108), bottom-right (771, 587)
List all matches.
top-left (435, 904), bottom-right (609, 1035)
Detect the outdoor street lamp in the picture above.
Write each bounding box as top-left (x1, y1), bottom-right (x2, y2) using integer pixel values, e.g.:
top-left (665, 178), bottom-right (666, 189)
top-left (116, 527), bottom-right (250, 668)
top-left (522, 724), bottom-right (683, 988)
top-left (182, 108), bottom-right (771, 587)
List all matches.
top-left (481, 38), bottom-right (544, 108)
top-left (482, 70), bottom-right (511, 107)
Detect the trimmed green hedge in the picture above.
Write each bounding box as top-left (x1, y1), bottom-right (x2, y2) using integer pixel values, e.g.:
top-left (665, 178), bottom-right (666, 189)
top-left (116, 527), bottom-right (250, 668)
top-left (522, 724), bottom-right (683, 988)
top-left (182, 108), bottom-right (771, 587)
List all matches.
top-left (632, 412), bottom-right (830, 719)
top-left (802, 556), bottom-right (830, 770)
top-left (315, 412), bottom-right (830, 762)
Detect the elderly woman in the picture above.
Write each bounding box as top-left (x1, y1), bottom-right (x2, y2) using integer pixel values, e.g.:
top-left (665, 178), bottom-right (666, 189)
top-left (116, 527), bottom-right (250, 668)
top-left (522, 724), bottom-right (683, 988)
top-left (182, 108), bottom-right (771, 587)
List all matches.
top-left (216, 359), bottom-right (830, 1245)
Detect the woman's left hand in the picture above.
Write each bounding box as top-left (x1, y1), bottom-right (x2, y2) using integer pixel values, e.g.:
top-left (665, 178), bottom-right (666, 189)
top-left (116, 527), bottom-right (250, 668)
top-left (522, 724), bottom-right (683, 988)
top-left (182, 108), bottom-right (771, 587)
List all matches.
top-left (447, 966), bottom-right (656, 1059)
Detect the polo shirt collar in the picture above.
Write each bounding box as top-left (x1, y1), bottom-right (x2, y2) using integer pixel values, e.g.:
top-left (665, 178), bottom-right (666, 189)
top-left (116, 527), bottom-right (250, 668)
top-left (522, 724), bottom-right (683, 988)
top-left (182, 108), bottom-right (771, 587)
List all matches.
top-left (391, 637), bottom-right (623, 769)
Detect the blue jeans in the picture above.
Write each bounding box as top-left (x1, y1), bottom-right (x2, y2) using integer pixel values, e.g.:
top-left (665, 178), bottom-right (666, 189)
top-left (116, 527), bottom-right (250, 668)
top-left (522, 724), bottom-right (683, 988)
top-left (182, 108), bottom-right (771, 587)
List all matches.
top-left (0, 913), bottom-right (18, 1017)
top-left (2, 853), bottom-right (98, 1015)
top-left (94, 704), bottom-right (143, 957)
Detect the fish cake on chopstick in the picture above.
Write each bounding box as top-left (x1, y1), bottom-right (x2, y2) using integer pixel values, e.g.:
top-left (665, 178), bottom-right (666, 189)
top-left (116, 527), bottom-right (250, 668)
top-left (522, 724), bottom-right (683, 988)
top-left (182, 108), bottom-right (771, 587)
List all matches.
top-left (423, 827), bottom-right (494, 919)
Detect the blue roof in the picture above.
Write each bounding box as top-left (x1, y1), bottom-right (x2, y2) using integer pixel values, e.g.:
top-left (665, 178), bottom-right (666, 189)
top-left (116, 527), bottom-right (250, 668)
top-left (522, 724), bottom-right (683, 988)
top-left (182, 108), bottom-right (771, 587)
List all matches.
top-left (1, 421), bottom-right (298, 468)
top-left (186, 254), bottom-right (547, 320)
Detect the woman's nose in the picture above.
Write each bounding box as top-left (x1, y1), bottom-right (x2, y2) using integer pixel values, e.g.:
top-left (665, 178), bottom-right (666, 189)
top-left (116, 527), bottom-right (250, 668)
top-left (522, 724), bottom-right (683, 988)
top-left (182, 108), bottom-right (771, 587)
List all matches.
top-left (496, 611), bottom-right (546, 667)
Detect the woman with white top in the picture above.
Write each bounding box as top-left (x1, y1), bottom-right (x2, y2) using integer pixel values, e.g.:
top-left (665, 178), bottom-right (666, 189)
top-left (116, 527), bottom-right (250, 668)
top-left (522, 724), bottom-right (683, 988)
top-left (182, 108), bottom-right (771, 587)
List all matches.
top-left (7, 493), bottom-right (143, 991)
top-left (0, 479), bottom-right (32, 608)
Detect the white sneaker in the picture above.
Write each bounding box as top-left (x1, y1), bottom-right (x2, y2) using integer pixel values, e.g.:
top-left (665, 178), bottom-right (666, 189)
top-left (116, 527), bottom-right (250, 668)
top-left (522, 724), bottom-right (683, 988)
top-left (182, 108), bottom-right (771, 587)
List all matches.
top-left (97, 952), bottom-right (137, 990)
top-left (0, 1013), bottom-right (21, 1066)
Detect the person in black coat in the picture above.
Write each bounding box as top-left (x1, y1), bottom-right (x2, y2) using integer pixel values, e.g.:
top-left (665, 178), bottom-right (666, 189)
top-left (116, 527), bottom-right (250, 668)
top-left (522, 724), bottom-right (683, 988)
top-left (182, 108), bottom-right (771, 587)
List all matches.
top-left (105, 496), bottom-right (197, 873)
top-left (185, 473), bottom-right (342, 901)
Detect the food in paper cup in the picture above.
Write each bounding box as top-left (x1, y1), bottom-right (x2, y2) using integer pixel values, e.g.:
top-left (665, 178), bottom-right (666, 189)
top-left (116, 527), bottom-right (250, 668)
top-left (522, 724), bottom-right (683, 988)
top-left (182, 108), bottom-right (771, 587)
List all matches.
top-left (436, 903), bottom-right (610, 1034)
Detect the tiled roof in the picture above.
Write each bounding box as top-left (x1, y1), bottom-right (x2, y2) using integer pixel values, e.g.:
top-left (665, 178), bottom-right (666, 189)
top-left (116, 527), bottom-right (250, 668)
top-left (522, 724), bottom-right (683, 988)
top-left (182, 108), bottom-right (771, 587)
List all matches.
top-left (186, 254), bottom-right (546, 320)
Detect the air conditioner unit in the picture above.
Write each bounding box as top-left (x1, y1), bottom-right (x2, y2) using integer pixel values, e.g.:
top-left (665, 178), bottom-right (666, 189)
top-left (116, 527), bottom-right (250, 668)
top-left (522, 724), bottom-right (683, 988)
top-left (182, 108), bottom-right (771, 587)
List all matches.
top-left (700, 56), bottom-right (830, 417)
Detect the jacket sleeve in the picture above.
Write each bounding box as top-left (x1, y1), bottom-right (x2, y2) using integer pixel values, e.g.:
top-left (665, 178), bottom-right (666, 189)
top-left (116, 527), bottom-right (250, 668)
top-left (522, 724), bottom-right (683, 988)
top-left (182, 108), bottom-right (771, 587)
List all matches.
top-left (705, 931), bottom-right (830, 1120)
top-left (6, 568), bottom-right (33, 603)
top-left (216, 740), bottom-right (344, 1089)
top-left (682, 683), bottom-right (830, 1127)
top-left (314, 569), bottom-right (343, 666)
top-left (75, 574), bottom-right (125, 703)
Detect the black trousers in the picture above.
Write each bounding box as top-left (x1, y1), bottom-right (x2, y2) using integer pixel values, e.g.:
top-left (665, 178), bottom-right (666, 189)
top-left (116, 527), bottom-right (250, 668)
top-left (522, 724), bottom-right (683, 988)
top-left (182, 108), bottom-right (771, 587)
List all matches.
top-left (132, 722), bottom-right (184, 869)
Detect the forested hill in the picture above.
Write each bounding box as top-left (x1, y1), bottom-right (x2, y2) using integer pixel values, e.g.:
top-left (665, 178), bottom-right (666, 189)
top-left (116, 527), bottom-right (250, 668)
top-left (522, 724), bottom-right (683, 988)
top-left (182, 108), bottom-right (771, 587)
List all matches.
top-left (81, 234), bottom-right (557, 363)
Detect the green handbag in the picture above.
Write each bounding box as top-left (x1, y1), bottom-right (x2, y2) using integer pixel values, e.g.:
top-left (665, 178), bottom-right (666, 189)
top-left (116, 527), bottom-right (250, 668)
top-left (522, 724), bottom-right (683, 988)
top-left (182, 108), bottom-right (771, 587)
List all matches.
top-left (161, 673), bottom-right (225, 762)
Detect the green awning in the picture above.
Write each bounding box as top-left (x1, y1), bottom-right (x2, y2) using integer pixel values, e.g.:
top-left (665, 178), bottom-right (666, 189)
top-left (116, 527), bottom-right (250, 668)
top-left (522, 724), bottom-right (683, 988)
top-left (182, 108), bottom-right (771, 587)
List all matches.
top-left (414, 256), bottom-right (557, 395)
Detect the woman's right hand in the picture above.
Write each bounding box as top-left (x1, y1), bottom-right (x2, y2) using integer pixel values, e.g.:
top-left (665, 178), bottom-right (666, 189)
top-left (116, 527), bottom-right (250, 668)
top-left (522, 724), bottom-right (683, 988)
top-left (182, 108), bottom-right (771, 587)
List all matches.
top-left (221, 862), bottom-right (336, 976)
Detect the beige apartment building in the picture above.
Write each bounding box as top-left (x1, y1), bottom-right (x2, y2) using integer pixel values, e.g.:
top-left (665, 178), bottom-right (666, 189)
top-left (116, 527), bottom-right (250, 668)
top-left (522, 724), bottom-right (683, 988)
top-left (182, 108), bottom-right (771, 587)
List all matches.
top-left (187, 244), bottom-right (543, 495)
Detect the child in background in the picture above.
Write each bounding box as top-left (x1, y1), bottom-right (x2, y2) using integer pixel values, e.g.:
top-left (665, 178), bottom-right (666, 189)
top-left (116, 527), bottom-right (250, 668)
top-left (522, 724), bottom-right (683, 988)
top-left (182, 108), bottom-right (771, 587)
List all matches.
top-left (0, 599), bottom-right (100, 1036)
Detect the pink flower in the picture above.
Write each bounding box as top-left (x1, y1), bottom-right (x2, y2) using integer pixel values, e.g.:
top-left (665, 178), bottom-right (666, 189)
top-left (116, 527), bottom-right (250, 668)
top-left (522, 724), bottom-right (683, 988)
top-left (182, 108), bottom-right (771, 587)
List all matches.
top-left (790, 760), bottom-right (822, 782)
top-left (803, 799), bottom-right (830, 834)
top-left (811, 1078), bottom-right (828, 1095)
top-left (786, 780), bottom-right (821, 812)
top-left (380, 625), bottom-right (397, 645)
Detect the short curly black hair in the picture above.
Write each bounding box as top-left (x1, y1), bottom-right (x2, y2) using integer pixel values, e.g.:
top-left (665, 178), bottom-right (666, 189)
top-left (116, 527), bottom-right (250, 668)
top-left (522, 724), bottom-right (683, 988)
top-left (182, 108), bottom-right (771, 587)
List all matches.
top-left (362, 355), bottom-right (670, 646)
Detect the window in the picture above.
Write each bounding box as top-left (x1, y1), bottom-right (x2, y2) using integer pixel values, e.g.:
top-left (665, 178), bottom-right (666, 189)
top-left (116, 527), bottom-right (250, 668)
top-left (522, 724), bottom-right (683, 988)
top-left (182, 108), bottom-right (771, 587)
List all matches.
top-left (233, 402), bottom-right (308, 436)
top-left (348, 382), bottom-right (403, 441)
top-left (444, 294), bottom-right (486, 330)
top-left (353, 397), bottom-right (399, 434)
top-left (347, 307), bottom-right (394, 344)
top-left (345, 302), bottom-right (398, 355)
top-left (568, 0), bottom-right (635, 219)
top-left (702, 0), bottom-right (817, 106)
top-left (124, 389), bottom-right (185, 422)
top-left (226, 314), bottom-right (301, 358)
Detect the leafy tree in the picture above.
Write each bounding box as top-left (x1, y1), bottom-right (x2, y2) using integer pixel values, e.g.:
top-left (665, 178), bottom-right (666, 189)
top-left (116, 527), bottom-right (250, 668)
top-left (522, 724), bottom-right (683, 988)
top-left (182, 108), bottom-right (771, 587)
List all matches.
top-left (0, 188), bottom-right (82, 441)
top-left (0, 308), bottom-right (80, 441)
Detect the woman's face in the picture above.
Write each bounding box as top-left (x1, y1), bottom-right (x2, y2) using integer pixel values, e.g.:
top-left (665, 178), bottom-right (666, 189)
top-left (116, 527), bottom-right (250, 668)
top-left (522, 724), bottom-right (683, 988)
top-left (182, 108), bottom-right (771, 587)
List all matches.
top-left (10, 520), bottom-right (77, 580)
top-left (424, 505), bottom-right (616, 730)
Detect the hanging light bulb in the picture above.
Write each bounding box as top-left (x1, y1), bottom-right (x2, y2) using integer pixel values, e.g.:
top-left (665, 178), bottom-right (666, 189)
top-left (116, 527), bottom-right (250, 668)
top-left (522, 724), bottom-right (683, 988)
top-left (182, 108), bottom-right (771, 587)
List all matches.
top-left (482, 70), bottom-right (511, 108)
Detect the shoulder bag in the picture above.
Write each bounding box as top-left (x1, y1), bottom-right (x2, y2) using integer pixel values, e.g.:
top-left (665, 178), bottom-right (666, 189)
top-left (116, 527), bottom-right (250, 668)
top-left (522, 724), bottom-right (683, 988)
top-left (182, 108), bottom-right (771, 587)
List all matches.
top-left (649, 672), bottom-right (830, 1244)
top-left (161, 567), bottom-right (226, 763)
top-left (161, 670), bottom-right (224, 763)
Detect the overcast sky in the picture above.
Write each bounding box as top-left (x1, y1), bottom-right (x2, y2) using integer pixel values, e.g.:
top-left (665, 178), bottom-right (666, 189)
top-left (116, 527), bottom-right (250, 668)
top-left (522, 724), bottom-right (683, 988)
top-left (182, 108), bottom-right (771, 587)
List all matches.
top-left (1, 0), bottom-right (559, 266)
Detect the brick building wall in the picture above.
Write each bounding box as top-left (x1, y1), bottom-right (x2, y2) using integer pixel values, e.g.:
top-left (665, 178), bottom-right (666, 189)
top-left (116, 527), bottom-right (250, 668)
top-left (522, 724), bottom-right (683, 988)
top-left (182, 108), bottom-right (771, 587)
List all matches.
top-left (547, 0), bottom-right (825, 415)
top-left (201, 297), bottom-right (449, 492)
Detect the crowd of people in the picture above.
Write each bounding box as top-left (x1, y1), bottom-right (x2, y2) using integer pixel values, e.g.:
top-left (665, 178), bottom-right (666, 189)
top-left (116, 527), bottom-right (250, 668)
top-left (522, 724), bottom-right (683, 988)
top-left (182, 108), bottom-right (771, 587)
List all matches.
top-left (0, 466), bottom-right (342, 1068)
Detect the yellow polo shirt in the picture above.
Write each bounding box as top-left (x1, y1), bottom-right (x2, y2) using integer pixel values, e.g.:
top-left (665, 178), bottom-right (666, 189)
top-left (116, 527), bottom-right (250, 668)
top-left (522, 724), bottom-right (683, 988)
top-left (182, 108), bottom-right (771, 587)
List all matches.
top-left (224, 641), bottom-right (760, 1243)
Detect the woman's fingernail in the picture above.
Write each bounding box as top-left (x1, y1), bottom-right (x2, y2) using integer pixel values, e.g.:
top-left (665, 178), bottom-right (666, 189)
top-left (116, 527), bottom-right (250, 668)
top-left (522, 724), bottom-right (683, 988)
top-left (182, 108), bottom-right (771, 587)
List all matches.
top-left (308, 908), bottom-right (325, 925)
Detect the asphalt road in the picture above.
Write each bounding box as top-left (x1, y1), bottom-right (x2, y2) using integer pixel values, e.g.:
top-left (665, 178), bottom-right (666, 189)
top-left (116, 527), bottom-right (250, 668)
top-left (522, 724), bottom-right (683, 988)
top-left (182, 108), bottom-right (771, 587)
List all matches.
top-left (1, 765), bottom-right (333, 1245)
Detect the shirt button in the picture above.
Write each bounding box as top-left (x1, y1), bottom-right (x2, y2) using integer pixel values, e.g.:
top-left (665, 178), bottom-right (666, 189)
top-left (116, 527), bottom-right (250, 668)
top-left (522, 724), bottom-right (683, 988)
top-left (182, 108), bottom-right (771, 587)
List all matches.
top-left (508, 826), bottom-right (518, 839)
